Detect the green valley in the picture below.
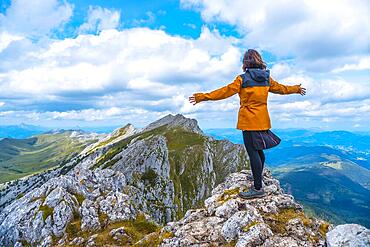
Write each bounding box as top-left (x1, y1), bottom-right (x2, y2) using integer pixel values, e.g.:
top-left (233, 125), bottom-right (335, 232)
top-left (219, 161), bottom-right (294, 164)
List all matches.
top-left (0, 130), bottom-right (99, 183)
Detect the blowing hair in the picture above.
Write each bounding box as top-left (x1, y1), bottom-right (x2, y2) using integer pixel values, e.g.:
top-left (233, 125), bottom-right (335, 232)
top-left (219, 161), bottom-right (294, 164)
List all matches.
top-left (242, 49), bottom-right (267, 71)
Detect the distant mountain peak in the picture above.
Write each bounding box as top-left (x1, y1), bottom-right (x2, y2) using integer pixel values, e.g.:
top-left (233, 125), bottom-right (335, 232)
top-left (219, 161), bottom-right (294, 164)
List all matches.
top-left (44, 129), bottom-right (87, 135)
top-left (142, 114), bottom-right (204, 135)
top-left (111, 123), bottom-right (135, 137)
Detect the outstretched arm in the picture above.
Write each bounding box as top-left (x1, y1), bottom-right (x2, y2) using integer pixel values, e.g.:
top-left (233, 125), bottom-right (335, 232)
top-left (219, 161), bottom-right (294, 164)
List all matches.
top-left (269, 77), bottom-right (306, 95)
top-left (189, 76), bottom-right (242, 105)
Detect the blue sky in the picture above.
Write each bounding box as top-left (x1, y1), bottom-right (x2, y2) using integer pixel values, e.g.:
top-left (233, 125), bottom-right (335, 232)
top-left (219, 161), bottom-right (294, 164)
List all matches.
top-left (0, 0), bottom-right (370, 131)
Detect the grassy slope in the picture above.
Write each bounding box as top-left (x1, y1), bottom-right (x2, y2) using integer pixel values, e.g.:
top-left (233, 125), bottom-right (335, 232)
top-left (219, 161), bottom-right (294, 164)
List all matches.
top-left (0, 132), bottom-right (97, 183)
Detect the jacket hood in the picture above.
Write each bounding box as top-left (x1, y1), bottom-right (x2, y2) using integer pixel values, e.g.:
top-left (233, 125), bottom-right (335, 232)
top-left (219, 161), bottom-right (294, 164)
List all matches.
top-left (247, 69), bottom-right (269, 82)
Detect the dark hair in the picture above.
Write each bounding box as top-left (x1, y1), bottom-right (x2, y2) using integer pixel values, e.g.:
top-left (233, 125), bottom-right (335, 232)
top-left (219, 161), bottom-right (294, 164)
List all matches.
top-left (242, 49), bottom-right (267, 71)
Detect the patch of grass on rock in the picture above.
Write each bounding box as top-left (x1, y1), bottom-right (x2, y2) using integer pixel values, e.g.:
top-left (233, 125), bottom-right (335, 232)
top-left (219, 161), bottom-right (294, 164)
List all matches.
top-left (217, 187), bottom-right (240, 203)
top-left (39, 204), bottom-right (54, 221)
top-left (263, 208), bottom-right (312, 234)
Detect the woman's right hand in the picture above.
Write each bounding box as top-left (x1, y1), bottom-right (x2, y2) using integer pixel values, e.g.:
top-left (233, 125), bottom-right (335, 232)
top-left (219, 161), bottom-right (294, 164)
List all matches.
top-left (189, 94), bottom-right (198, 105)
top-left (297, 84), bottom-right (306, 95)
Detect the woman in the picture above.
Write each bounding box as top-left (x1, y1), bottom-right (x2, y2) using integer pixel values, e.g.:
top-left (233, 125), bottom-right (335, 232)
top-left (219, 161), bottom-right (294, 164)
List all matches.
top-left (188, 49), bottom-right (306, 199)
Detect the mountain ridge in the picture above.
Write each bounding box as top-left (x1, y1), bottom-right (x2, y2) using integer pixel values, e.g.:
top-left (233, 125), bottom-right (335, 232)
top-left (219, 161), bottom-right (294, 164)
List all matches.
top-left (0, 114), bottom-right (249, 246)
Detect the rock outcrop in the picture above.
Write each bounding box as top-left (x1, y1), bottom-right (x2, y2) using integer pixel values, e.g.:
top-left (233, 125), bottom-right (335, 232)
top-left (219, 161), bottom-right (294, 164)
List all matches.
top-left (141, 113), bottom-right (204, 135)
top-left (160, 169), bottom-right (330, 247)
top-left (326, 224), bottom-right (370, 247)
top-left (0, 168), bottom-right (137, 246)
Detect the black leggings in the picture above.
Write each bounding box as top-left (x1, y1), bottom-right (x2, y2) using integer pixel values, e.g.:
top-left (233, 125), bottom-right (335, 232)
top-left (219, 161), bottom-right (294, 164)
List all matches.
top-left (242, 130), bottom-right (265, 190)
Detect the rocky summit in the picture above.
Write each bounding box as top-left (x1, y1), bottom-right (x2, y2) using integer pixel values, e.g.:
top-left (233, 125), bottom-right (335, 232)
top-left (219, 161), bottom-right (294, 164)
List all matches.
top-left (160, 169), bottom-right (330, 247)
top-left (0, 114), bottom-right (369, 247)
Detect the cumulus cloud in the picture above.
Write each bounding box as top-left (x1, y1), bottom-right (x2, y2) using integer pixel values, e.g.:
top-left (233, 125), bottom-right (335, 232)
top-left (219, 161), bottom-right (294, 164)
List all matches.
top-left (0, 26), bottom-right (243, 126)
top-left (0, 107), bottom-right (174, 128)
top-left (181, 0), bottom-right (370, 70)
top-left (0, 0), bottom-right (73, 37)
top-left (1, 23), bottom-right (369, 129)
top-left (0, 1), bottom-right (369, 130)
top-left (78, 6), bottom-right (121, 34)
top-left (332, 56), bottom-right (370, 73)
top-left (269, 98), bottom-right (370, 120)
top-left (0, 32), bottom-right (24, 52)
top-left (268, 63), bottom-right (370, 105)
top-left (0, 27), bottom-right (240, 96)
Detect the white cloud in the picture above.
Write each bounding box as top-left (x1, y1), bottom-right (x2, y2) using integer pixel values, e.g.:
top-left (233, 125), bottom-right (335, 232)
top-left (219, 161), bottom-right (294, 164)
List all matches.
top-left (0, 27), bottom-right (242, 124)
top-left (1, 24), bottom-right (369, 129)
top-left (49, 107), bottom-right (134, 121)
top-left (132, 11), bottom-right (156, 26)
top-left (0, 32), bottom-right (24, 52)
top-left (332, 56), bottom-right (370, 73)
top-left (0, 0), bottom-right (73, 37)
top-left (0, 0), bottom-right (369, 130)
top-left (78, 6), bottom-right (120, 34)
top-left (0, 27), bottom-right (240, 97)
top-left (268, 63), bottom-right (370, 104)
top-left (269, 97), bottom-right (370, 119)
top-left (181, 0), bottom-right (370, 65)
top-left (0, 107), bottom-right (173, 128)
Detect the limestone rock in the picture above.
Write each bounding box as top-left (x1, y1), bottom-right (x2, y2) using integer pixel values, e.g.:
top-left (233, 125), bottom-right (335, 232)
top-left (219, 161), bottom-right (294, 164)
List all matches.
top-left (326, 224), bottom-right (370, 247)
top-left (261, 236), bottom-right (300, 247)
top-left (98, 191), bottom-right (137, 222)
top-left (215, 199), bottom-right (239, 219)
top-left (0, 168), bottom-right (134, 246)
top-left (86, 234), bottom-right (98, 247)
top-left (221, 207), bottom-right (263, 242)
top-left (160, 170), bottom-right (330, 247)
top-left (142, 114), bottom-right (204, 135)
top-left (236, 222), bottom-right (273, 247)
top-left (80, 199), bottom-right (100, 231)
top-left (109, 227), bottom-right (132, 243)
top-left (161, 216), bottom-right (225, 246)
top-left (70, 236), bottom-right (85, 246)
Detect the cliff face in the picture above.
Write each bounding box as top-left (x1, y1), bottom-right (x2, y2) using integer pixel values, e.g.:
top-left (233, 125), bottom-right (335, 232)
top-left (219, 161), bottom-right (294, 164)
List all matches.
top-left (0, 114), bottom-right (368, 247)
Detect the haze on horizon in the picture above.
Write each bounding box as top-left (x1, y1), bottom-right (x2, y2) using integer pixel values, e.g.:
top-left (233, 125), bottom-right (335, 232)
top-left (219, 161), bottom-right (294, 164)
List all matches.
top-left (0, 0), bottom-right (370, 131)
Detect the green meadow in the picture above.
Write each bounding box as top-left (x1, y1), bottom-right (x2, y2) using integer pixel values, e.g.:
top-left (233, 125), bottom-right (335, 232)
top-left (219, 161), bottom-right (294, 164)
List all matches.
top-left (0, 131), bottom-right (97, 183)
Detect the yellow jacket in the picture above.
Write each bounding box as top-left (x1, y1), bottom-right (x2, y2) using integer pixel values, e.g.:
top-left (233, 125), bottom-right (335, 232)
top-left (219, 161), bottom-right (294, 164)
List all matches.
top-left (194, 75), bottom-right (300, 130)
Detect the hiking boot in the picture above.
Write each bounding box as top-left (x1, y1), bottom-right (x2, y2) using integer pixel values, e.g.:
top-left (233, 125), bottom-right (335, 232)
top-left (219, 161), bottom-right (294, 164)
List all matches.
top-left (238, 187), bottom-right (265, 199)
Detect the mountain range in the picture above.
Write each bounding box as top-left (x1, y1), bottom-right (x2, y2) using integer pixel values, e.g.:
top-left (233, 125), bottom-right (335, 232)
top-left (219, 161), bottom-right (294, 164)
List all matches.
top-left (0, 124), bottom-right (122, 140)
top-left (0, 124), bottom-right (49, 139)
top-left (0, 115), bottom-right (369, 247)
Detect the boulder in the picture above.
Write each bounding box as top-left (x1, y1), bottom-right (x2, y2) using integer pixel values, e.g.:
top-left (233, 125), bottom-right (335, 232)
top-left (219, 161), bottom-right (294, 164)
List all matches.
top-left (326, 224), bottom-right (370, 247)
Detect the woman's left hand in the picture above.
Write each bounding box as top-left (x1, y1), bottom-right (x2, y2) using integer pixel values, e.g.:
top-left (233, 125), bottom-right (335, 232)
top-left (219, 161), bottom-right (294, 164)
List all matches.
top-left (297, 84), bottom-right (306, 96)
top-left (189, 95), bottom-right (197, 105)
